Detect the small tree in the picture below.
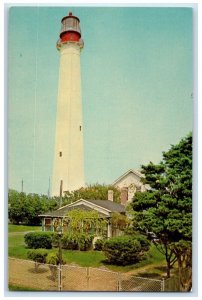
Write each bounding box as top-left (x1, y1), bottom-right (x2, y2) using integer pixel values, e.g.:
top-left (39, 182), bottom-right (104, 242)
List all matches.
top-left (46, 253), bottom-right (60, 281)
top-left (27, 249), bottom-right (48, 272)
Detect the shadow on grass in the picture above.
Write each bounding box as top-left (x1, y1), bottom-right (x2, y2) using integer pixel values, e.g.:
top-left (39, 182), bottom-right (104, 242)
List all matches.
top-left (132, 272), bottom-right (162, 279)
top-left (28, 267), bottom-right (48, 274)
top-left (154, 265), bottom-right (167, 272)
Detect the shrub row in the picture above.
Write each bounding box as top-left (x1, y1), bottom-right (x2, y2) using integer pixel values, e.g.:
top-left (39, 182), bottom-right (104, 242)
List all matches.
top-left (25, 231), bottom-right (150, 266)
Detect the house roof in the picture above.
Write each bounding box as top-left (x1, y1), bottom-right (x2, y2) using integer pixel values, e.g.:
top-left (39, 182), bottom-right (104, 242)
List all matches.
top-left (39, 199), bottom-right (125, 218)
top-left (86, 199), bottom-right (125, 213)
top-left (112, 169), bottom-right (143, 186)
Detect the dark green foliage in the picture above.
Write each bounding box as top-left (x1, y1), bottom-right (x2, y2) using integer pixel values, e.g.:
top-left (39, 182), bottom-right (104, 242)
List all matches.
top-left (135, 235), bottom-right (150, 252)
top-left (103, 235), bottom-right (149, 265)
top-left (132, 133), bottom-right (192, 289)
top-left (63, 184), bottom-right (121, 204)
top-left (8, 190), bottom-right (58, 225)
top-left (61, 232), bottom-right (94, 251)
top-left (27, 249), bottom-right (48, 263)
top-left (27, 248), bottom-right (48, 272)
top-left (24, 232), bottom-right (54, 249)
top-left (94, 238), bottom-right (106, 251)
top-left (132, 133), bottom-right (192, 243)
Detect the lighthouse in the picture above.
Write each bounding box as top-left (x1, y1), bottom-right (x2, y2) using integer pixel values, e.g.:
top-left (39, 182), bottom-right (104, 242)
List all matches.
top-left (52, 12), bottom-right (85, 196)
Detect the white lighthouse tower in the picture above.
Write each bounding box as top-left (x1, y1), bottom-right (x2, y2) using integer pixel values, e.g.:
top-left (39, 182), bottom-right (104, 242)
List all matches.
top-left (52, 12), bottom-right (85, 196)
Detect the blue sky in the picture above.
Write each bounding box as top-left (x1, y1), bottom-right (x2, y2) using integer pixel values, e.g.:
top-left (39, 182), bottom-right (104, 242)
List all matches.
top-left (8, 6), bottom-right (193, 195)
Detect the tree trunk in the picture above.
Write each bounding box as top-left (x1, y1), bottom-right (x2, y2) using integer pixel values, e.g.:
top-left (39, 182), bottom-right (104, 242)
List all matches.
top-left (166, 262), bottom-right (171, 278)
top-left (177, 256), bottom-right (192, 292)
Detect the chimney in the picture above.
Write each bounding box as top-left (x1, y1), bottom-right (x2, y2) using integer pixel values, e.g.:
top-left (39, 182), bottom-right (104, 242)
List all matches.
top-left (108, 190), bottom-right (114, 201)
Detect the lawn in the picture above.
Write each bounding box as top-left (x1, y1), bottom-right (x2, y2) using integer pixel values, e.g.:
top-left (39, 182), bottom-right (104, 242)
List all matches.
top-left (8, 224), bottom-right (41, 233)
top-left (8, 224), bottom-right (166, 272)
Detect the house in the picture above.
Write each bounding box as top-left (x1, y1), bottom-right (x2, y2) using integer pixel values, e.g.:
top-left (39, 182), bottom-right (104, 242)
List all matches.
top-left (113, 169), bottom-right (148, 205)
top-left (39, 197), bottom-right (126, 238)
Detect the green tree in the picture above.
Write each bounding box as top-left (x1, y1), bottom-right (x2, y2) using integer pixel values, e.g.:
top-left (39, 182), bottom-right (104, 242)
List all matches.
top-left (8, 190), bottom-right (27, 224)
top-left (132, 133), bottom-right (192, 291)
top-left (63, 184), bottom-right (121, 204)
top-left (8, 190), bottom-right (58, 225)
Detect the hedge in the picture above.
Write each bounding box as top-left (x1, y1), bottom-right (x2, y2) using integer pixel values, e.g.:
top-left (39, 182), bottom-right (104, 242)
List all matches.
top-left (24, 231), bottom-right (54, 249)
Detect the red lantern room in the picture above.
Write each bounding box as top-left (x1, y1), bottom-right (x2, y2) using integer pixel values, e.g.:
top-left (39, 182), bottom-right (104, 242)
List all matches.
top-left (57, 12), bottom-right (84, 49)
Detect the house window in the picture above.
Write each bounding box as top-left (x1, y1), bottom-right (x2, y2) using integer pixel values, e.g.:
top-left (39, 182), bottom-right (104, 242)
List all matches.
top-left (59, 151), bottom-right (62, 157)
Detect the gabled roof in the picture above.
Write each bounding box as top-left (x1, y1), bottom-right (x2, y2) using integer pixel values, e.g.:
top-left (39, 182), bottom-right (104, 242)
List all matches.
top-left (39, 198), bottom-right (125, 218)
top-left (113, 169), bottom-right (143, 186)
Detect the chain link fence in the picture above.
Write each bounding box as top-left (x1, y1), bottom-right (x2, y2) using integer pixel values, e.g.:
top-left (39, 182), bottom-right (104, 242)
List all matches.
top-left (9, 258), bottom-right (179, 292)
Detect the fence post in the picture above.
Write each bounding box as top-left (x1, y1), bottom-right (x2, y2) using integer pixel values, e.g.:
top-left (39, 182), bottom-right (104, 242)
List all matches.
top-left (161, 278), bottom-right (165, 291)
top-left (86, 267), bottom-right (90, 290)
top-left (58, 264), bottom-right (62, 291)
top-left (117, 272), bottom-right (121, 291)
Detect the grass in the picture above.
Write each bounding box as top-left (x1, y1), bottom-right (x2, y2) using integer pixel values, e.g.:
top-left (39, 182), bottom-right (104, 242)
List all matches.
top-left (8, 225), bottom-right (41, 259)
top-left (8, 224), bottom-right (41, 233)
top-left (62, 250), bottom-right (106, 267)
top-left (102, 244), bottom-right (165, 273)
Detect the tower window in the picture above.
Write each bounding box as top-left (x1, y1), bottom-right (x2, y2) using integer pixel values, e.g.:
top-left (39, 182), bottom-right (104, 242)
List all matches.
top-left (59, 151), bottom-right (62, 157)
top-left (79, 125), bottom-right (82, 131)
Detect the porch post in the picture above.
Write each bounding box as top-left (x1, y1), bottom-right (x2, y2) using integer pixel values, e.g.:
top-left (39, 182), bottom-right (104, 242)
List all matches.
top-left (107, 220), bottom-right (112, 238)
top-left (42, 218), bottom-right (44, 231)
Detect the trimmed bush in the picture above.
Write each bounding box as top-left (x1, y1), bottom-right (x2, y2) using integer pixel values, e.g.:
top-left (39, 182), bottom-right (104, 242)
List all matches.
top-left (27, 248), bottom-right (48, 263)
top-left (94, 238), bottom-right (106, 251)
top-left (24, 231), bottom-right (54, 249)
top-left (27, 249), bottom-right (48, 271)
top-left (46, 252), bottom-right (59, 265)
top-left (61, 232), bottom-right (93, 251)
top-left (61, 233), bottom-right (78, 250)
top-left (46, 253), bottom-right (60, 281)
top-left (103, 235), bottom-right (149, 265)
top-left (135, 235), bottom-right (150, 252)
